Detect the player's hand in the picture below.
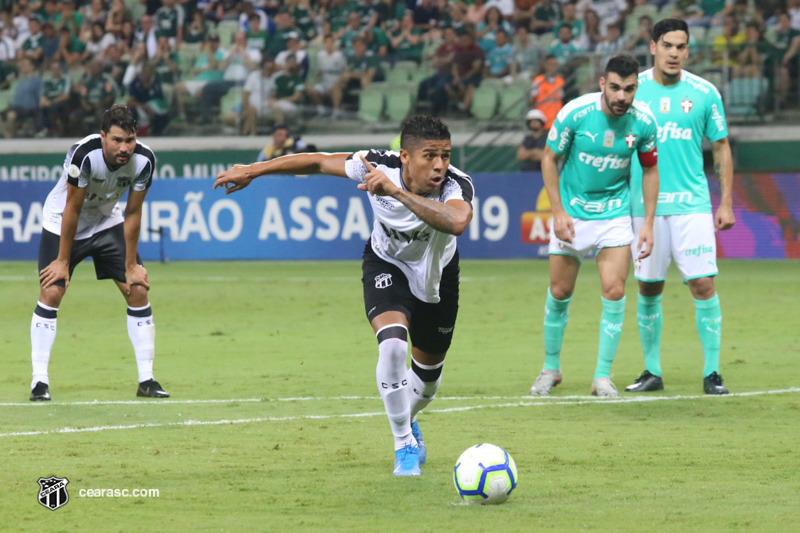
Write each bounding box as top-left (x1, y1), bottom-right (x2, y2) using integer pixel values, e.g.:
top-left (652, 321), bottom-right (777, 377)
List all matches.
top-left (552, 211), bottom-right (575, 243)
top-left (125, 264), bottom-right (150, 292)
top-left (40, 259), bottom-right (70, 289)
top-left (714, 204), bottom-right (735, 231)
top-left (214, 164), bottom-right (253, 195)
top-left (357, 154), bottom-right (397, 196)
top-left (636, 224), bottom-right (654, 259)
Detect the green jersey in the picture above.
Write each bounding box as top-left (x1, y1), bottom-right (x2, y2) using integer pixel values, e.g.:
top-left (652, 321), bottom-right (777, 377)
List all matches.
top-left (547, 92), bottom-right (658, 220)
top-left (630, 69), bottom-right (728, 217)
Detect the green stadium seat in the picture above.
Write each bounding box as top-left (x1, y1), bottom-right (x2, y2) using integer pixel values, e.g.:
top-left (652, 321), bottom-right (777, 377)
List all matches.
top-left (216, 20), bottom-right (239, 46)
top-left (385, 89), bottom-right (413, 122)
top-left (470, 85), bottom-right (498, 120)
top-left (178, 42), bottom-right (203, 77)
top-left (358, 88), bottom-right (385, 122)
top-left (498, 84), bottom-right (529, 120)
top-left (220, 86), bottom-right (243, 119)
top-left (727, 77), bottom-right (768, 118)
top-left (385, 67), bottom-right (410, 84)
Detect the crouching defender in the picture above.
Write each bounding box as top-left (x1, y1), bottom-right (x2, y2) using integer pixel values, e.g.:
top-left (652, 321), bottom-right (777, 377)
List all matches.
top-left (214, 115), bottom-right (474, 476)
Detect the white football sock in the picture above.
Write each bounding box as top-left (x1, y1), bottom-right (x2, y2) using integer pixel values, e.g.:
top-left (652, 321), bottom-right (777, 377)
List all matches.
top-left (375, 324), bottom-right (416, 451)
top-left (31, 301), bottom-right (58, 388)
top-left (127, 304), bottom-right (155, 383)
top-left (407, 358), bottom-right (444, 421)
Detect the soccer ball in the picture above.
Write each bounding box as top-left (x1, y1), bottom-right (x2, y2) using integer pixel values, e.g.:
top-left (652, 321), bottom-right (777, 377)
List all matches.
top-left (453, 443), bottom-right (518, 504)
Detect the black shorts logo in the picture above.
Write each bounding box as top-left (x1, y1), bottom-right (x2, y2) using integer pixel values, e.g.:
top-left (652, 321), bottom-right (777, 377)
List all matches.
top-left (37, 476), bottom-right (69, 511)
top-left (375, 273), bottom-right (393, 289)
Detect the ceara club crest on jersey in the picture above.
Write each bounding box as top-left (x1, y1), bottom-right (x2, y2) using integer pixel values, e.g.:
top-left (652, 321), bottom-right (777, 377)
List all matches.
top-left (375, 273), bottom-right (393, 289)
top-left (625, 134), bottom-right (637, 149)
top-left (680, 99), bottom-right (693, 113)
top-left (37, 476), bottom-right (70, 511)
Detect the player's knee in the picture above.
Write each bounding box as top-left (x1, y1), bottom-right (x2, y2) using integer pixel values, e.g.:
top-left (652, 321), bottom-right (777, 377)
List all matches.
top-left (126, 284), bottom-right (149, 307)
top-left (602, 285), bottom-right (626, 301)
top-left (689, 277), bottom-right (715, 299)
top-left (639, 280), bottom-right (664, 297)
top-left (549, 284), bottom-right (573, 300)
top-left (39, 285), bottom-right (65, 308)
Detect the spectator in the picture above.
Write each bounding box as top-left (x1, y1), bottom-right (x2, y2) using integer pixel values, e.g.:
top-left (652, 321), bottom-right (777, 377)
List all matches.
top-left (389, 12), bottom-right (424, 63)
top-left (324, 0), bottom-right (350, 39)
top-left (0, 25), bottom-right (16, 61)
top-left (558, 2), bottom-right (583, 42)
top-left (712, 14), bottom-right (745, 67)
top-left (69, 59), bottom-right (117, 135)
top-left (39, 60), bottom-right (71, 137)
top-left (341, 12), bottom-right (364, 57)
top-left (331, 35), bottom-right (382, 117)
top-left (82, 0), bottom-right (108, 29)
top-left (413, 0), bottom-right (440, 33)
top-left (583, 0), bottom-right (627, 35)
top-left (477, 6), bottom-right (512, 53)
top-left (293, 0), bottom-right (318, 42)
top-left (128, 60), bottom-right (170, 135)
top-left (39, 0), bottom-right (61, 27)
top-left (466, 0), bottom-right (488, 27)
top-left (0, 57), bottom-right (41, 138)
top-left (185, 9), bottom-right (210, 45)
top-left (172, 34), bottom-right (226, 121)
top-left (417, 26), bottom-right (457, 114)
top-left (734, 21), bottom-right (770, 78)
top-left (102, 42), bottom-right (128, 89)
top-left (153, 0), bottom-right (184, 48)
top-left (82, 21), bottom-right (116, 62)
top-left (19, 15), bottom-right (44, 65)
top-left (151, 34), bottom-right (181, 86)
top-left (122, 40), bottom-right (149, 89)
top-left (487, 0), bottom-right (515, 20)
top-left (136, 15), bottom-right (158, 59)
top-left (512, 26), bottom-right (544, 80)
top-left (40, 20), bottom-right (59, 62)
top-left (105, 0), bottom-right (133, 37)
top-left (576, 9), bottom-right (602, 51)
top-left (446, 27), bottom-right (485, 113)
top-left (244, 12), bottom-right (269, 51)
top-left (198, 30), bottom-right (260, 124)
top-left (236, 56), bottom-right (278, 135)
top-left (773, 12), bottom-right (800, 105)
top-left (517, 108), bottom-right (547, 171)
top-left (485, 28), bottom-right (515, 78)
top-left (530, 0), bottom-right (561, 36)
top-left (513, 0), bottom-right (538, 30)
top-left (595, 23), bottom-right (627, 69)
top-left (265, 11), bottom-right (298, 59)
top-left (256, 123), bottom-right (306, 162)
top-left (275, 32), bottom-right (309, 79)
top-left (238, 1), bottom-right (269, 32)
top-left (627, 15), bottom-right (654, 66)
top-left (54, 25), bottom-right (85, 67)
top-left (54, 0), bottom-right (82, 39)
top-left (267, 54), bottom-right (305, 124)
top-left (447, 1), bottom-right (469, 33)
top-left (530, 54), bottom-right (563, 128)
top-left (548, 23), bottom-right (581, 66)
top-left (118, 19), bottom-right (136, 56)
top-left (307, 33), bottom-right (347, 116)
top-left (0, 57), bottom-right (16, 91)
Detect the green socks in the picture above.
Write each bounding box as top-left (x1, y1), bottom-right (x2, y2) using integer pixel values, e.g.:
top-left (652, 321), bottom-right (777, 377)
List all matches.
top-left (695, 294), bottom-right (722, 377)
top-left (543, 288), bottom-right (571, 371)
top-left (637, 293), bottom-right (663, 377)
top-left (595, 296), bottom-right (626, 379)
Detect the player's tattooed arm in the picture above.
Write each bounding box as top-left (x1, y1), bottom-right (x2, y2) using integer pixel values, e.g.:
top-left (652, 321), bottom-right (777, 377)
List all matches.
top-left (711, 137), bottom-right (735, 231)
top-left (392, 191), bottom-right (472, 236)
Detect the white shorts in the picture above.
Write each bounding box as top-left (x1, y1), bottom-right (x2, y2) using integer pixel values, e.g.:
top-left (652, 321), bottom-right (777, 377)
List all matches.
top-left (549, 216), bottom-right (634, 262)
top-left (631, 213), bottom-right (718, 282)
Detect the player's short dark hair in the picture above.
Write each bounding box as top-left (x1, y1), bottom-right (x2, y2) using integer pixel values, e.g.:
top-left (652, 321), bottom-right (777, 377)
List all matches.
top-left (400, 115), bottom-right (450, 150)
top-left (652, 18), bottom-right (690, 44)
top-left (604, 54), bottom-right (639, 78)
top-left (101, 105), bottom-right (137, 134)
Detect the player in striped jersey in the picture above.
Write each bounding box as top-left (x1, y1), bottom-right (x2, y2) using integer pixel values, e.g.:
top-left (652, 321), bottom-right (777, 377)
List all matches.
top-left (626, 19), bottom-right (735, 395)
top-left (30, 105), bottom-right (169, 401)
top-left (214, 115), bottom-right (474, 476)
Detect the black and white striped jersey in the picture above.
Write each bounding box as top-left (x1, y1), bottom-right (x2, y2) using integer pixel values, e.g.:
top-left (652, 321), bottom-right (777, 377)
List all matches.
top-left (344, 149), bottom-right (475, 303)
top-left (42, 134), bottom-right (156, 239)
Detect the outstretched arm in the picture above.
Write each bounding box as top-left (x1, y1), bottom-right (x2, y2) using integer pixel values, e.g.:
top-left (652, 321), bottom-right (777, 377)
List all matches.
top-left (213, 152), bottom-right (352, 194)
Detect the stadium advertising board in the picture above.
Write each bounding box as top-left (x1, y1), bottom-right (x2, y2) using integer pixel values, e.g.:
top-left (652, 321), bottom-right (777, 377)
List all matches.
top-left (1, 173), bottom-right (798, 260)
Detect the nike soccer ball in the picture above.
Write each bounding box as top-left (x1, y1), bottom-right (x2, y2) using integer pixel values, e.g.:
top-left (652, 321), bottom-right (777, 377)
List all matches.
top-left (453, 443), bottom-right (518, 504)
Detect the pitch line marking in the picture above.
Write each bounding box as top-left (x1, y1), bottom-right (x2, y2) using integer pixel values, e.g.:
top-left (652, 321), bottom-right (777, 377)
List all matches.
top-left (0, 387), bottom-right (798, 407)
top-left (0, 388), bottom-right (798, 439)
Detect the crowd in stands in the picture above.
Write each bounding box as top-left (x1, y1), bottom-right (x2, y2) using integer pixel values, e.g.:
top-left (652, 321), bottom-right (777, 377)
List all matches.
top-left (0, 0), bottom-right (798, 139)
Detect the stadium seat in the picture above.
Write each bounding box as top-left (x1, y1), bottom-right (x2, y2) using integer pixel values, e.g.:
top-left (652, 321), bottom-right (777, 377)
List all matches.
top-left (727, 77), bottom-right (768, 118)
top-left (385, 89), bottom-right (413, 122)
top-left (220, 86), bottom-right (243, 120)
top-left (178, 43), bottom-right (203, 77)
top-left (0, 79), bottom-right (17, 111)
top-left (470, 85), bottom-right (499, 120)
top-left (498, 83), bottom-right (529, 120)
top-left (358, 88), bottom-right (385, 122)
top-left (216, 20), bottom-right (239, 46)
top-left (385, 67), bottom-right (411, 84)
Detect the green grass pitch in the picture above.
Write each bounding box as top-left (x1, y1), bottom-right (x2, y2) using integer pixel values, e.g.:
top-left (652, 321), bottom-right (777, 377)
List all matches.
top-left (1, 259), bottom-right (798, 531)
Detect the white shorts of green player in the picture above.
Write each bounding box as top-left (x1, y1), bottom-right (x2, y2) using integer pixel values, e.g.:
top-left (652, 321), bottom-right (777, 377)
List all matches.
top-left (548, 216), bottom-right (634, 261)
top-left (631, 213), bottom-right (718, 283)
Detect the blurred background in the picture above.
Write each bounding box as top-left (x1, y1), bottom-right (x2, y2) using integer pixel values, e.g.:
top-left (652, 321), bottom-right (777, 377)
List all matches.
top-left (1, 0), bottom-right (798, 260)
